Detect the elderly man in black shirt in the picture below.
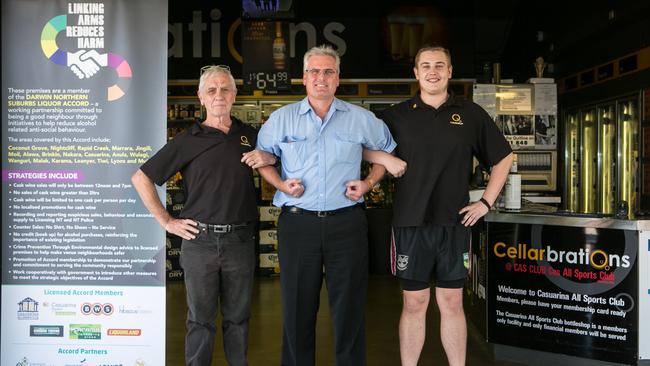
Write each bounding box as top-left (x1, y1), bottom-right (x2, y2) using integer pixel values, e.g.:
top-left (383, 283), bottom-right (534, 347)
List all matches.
top-left (132, 65), bottom-right (274, 366)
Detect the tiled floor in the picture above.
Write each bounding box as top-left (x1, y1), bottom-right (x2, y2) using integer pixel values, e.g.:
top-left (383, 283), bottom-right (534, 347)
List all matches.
top-left (165, 275), bottom-right (524, 365)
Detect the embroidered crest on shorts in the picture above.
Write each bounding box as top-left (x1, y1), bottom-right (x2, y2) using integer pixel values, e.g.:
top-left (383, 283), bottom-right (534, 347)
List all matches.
top-left (397, 254), bottom-right (409, 271)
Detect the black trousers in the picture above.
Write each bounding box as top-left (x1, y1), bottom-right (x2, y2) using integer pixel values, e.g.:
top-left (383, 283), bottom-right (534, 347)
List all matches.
top-left (180, 224), bottom-right (256, 366)
top-left (277, 207), bottom-right (368, 366)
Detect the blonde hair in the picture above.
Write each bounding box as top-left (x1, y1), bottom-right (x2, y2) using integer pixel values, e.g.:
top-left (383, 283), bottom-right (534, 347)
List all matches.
top-left (414, 46), bottom-right (452, 67)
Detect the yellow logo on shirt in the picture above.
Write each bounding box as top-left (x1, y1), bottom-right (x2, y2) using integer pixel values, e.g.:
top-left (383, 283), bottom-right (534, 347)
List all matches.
top-left (240, 135), bottom-right (251, 147)
top-left (450, 113), bottom-right (463, 125)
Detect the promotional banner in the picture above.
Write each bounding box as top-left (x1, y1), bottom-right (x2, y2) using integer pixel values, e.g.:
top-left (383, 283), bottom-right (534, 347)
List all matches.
top-left (488, 223), bottom-right (638, 364)
top-left (2, 1), bottom-right (167, 364)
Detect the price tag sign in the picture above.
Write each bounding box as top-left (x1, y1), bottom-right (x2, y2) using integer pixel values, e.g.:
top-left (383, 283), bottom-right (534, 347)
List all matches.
top-left (248, 71), bottom-right (289, 91)
top-left (242, 21), bottom-right (290, 92)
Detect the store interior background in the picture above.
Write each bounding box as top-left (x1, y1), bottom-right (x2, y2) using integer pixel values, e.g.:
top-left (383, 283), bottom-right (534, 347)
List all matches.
top-left (164, 0), bottom-right (650, 364)
top-left (167, 0), bottom-right (649, 84)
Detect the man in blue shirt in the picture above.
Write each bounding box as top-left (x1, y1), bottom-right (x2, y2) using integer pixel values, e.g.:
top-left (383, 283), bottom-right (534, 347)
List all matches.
top-left (255, 45), bottom-right (403, 366)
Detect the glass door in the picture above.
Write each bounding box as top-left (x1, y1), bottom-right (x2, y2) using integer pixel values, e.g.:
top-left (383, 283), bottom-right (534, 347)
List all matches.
top-left (598, 104), bottom-right (616, 214)
top-left (579, 109), bottom-right (597, 213)
top-left (617, 97), bottom-right (640, 217)
top-left (564, 111), bottom-right (580, 212)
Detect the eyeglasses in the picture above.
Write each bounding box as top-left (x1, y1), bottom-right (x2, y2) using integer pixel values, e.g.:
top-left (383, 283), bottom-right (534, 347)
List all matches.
top-left (305, 68), bottom-right (337, 77)
top-left (201, 64), bottom-right (231, 74)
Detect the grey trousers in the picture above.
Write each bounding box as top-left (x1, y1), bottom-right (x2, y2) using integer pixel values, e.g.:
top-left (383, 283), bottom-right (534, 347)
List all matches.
top-left (180, 224), bottom-right (256, 366)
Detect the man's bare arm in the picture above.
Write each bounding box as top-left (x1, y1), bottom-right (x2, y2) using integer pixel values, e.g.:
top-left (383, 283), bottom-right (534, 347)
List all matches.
top-left (257, 166), bottom-right (304, 198)
top-left (363, 149), bottom-right (407, 177)
top-left (131, 169), bottom-right (199, 240)
top-left (459, 152), bottom-right (514, 226)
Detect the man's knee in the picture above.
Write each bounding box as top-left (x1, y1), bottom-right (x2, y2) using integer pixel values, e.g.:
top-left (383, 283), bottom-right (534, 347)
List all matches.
top-left (402, 290), bottom-right (430, 315)
top-left (435, 288), bottom-right (463, 314)
top-left (187, 317), bottom-right (217, 331)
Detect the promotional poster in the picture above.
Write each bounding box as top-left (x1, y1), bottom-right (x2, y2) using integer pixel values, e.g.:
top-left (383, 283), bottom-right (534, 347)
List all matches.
top-left (2, 1), bottom-right (167, 364)
top-left (488, 223), bottom-right (638, 363)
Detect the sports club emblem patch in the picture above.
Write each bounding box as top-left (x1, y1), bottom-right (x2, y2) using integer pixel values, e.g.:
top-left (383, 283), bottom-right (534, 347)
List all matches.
top-left (397, 254), bottom-right (409, 271)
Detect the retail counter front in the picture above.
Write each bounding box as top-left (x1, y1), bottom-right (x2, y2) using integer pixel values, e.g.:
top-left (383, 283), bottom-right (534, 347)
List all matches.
top-left (465, 209), bottom-right (650, 364)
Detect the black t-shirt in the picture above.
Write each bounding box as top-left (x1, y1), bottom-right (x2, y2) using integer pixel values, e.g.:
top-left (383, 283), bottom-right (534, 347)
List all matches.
top-left (379, 93), bottom-right (511, 227)
top-left (140, 118), bottom-right (259, 224)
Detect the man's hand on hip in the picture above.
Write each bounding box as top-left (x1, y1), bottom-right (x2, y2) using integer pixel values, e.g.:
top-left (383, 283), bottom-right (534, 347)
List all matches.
top-left (165, 218), bottom-right (199, 240)
top-left (458, 202), bottom-right (489, 227)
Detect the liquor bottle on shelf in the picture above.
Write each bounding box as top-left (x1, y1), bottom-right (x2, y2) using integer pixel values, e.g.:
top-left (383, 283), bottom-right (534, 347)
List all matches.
top-left (273, 21), bottom-right (287, 71)
top-left (504, 154), bottom-right (521, 210)
top-left (179, 105), bottom-right (189, 119)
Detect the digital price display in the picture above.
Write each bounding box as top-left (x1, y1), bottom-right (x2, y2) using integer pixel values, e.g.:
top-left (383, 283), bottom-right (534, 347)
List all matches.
top-left (248, 71), bottom-right (289, 91)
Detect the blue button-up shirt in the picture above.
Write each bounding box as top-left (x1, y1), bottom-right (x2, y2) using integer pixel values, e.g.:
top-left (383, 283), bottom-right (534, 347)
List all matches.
top-left (257, 97), bottom-right (397, 211)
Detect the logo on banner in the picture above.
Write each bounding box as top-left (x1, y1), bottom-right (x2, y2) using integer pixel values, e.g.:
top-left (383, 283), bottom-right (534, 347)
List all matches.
top-left (69, 324), bottom-right (102, 339)
top-left (491, 225), bottom-right (638, 296)
top-left (30, 325), bottom-right (64, 337)
top-left (16, 357), bottom-right (46, 366)
top-left (107, 328), bottom-right (142, 336)
top-left (397, 255), bottom-right (409, 271)
top-left (81, 302), bottom-right (113, 316)
top-left (17, 297), bottom-right (39, 320)
top-left (492, 242), bottom-right (632, 270)
top-left (40, 4), bottom-right (133, 101)
top-left (44, 301), bottom-right (77, 316)
top-left (64, 361), bottom-right (88, 366)
top-left (118, 305), bottom-right (153, 315)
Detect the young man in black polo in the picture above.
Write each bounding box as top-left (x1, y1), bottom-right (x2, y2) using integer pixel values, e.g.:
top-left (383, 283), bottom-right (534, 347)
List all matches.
top-left (368, 46), bottom-right (513, 366)
top-left (131, 66), bottom-right (275, 366)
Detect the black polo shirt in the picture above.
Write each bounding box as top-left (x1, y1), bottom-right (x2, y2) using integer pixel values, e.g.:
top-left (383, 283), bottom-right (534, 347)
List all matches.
top-left (379, 93), bottom-right (511, 227)
top-left (140, 117), bottom-right (258, 224)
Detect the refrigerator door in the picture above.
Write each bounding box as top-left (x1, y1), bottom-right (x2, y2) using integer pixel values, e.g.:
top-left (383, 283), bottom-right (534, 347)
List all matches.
top-left (598, 104), bottom-right (616, 214)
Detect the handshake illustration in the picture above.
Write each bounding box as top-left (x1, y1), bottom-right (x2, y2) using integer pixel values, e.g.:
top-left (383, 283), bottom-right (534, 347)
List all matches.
top-left (67, 50), bottom-right (107, 79)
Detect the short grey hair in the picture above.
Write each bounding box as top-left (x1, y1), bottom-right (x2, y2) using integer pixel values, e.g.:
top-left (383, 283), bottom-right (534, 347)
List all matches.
top-left (303, 45), bottom-right (340, 73)
top-left (198, 65), bottom-right (237, 92)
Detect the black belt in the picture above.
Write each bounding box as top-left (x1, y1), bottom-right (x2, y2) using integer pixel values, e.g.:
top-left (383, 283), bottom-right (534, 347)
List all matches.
top-left (281, 203), bottom-right (364, 218)
top-left (197, 221), bottom-right (249, 233)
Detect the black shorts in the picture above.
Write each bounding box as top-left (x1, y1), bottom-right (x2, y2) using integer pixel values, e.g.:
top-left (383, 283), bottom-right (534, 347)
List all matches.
top-left (390, 223), bottom-right (471, 290)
